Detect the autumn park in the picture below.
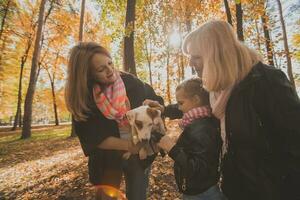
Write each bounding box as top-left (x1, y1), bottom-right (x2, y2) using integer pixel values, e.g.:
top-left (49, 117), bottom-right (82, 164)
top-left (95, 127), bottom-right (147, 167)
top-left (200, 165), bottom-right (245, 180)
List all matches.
top-left (0, 0), bottom-right (299, 199)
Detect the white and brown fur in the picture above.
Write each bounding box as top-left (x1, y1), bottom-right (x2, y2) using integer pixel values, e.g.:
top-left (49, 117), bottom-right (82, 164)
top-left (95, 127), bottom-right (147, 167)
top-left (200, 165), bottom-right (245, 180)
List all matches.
top-left (123, 105), bottom-right (165, 160)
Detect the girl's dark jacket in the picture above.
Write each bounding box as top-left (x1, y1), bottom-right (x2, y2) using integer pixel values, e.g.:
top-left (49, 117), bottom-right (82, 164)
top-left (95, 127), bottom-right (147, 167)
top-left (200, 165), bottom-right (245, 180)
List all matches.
top-left (168, 116), bottom-right (222, 195)
top-left (73, 72), bottom-right (163, 185)
top-left (165, 62), bottom-right (300, 200)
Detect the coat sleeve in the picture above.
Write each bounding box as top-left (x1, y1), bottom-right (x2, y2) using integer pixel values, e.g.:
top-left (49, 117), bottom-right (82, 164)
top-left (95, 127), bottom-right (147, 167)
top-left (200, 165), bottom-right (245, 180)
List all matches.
top-left (168, 123), bottom-right (220, 179)
top-left (254, 67), bottom-right (300, 174)
top-left (164, 104), bottom-right (183, 119)
top-left (74, 111), bottom-right (119, 156)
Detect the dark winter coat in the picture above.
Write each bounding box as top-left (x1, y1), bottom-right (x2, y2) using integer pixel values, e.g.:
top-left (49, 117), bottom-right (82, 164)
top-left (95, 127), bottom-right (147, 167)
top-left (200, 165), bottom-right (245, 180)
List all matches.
top-left (73, 72), bottom-right (163, 185)
top-left (164, 62), bottom-right (300, 200)
top-left (221, 62), bottom-right (300, 200)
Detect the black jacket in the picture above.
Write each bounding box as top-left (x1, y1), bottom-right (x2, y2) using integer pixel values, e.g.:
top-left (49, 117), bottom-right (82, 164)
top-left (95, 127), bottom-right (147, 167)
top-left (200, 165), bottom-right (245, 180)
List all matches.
top-left (164, 62), bottom-right (300, 200)
top-left (168, 117), bottom-right (222, 195)
top-left (222, 62), bottom-right (300, 200)
top-left (74, 72), bottom-right (163, 185)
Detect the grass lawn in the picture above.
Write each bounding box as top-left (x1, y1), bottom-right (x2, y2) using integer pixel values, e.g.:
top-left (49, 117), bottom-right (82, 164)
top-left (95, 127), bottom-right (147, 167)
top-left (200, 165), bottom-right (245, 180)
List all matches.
top-left (0, 125), bottom-right (71, 144)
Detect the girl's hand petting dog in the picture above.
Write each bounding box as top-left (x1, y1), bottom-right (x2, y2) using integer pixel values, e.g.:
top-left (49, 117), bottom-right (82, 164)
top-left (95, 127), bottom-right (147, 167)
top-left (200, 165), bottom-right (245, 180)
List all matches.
top-left (157, 135), bottom-right (176, 152)
top-left (143, 99), bottom-right (164, 113)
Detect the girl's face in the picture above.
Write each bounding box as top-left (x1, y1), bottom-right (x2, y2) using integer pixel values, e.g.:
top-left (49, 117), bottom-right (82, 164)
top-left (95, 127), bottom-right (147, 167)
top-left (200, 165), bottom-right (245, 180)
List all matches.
top-left (91, 53), bottom-right (117, 85)
top-left (176, 88), bottom-right (201, 113)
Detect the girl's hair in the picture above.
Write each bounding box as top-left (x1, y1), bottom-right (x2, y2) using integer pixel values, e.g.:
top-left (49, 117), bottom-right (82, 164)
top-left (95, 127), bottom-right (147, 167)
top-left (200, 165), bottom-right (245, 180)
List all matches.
top-left (182, 20), bottom-right (262, 91)
top-left (65, 42), bottom-right (111, 121)
top-left (176, 77), bottom-right (209, 105)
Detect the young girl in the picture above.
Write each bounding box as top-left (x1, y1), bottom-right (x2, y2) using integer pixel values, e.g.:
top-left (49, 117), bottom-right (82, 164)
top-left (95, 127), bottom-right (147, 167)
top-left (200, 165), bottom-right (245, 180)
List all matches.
top-left (157, 78), bottom-right (226, 200)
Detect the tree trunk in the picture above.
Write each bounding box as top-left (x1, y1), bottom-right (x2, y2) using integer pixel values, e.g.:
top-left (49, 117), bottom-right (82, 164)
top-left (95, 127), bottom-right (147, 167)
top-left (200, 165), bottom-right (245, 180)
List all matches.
top-left (144, 38), bottom-right (153, 86)
top-left (146, 53), bottom-right (153, 86)
top-left (0, 0), bottom-right (11, 41)
top-left (235, 1), bottom-right (244, 41)
top-left (12, 61), bottom-right (25, 130)
top-left (50, 81), bottom-right (59, 125)
top-left (147, 58), bottom-right (153, 86)
top-left (70, 119), bottom-right (76, 137)
top-left (79, 0), bottom-right (85, 41)
top-left (178, 25), bottom-right (185, 82)
top-left (12, 41), bottom-right (32, 130)
top-left (123, 0), bottom-right (137, 76)
top-left (224, 0), bottom-right (232, 25)
top-left (0, 34), bottom-right (7, 72)
top-left (276, 0), bottom-right (295, 88)
top-left (254, 19), bottom-right (261, 52)
top-left (21, 0), bottom-right (46, 139)
top-left (185, 16), bottom-right (195, 75)
top-left (261, 11), bottom-right (274, 66)
top-left (180, 52), bottom-right (185, 80)
top-left (166, 45), bottom-right (171, 104)
top-left (70, 0), bottom-right (86, 137)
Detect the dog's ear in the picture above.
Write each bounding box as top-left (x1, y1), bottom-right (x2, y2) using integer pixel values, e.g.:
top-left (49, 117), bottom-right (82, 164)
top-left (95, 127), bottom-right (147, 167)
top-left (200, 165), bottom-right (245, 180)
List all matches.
top-left (135, 119), bottom-right (143, 130)
top-left (126, 110), bottom-right (136, 125)
top-left (147, 108), bottom-right (162, 125)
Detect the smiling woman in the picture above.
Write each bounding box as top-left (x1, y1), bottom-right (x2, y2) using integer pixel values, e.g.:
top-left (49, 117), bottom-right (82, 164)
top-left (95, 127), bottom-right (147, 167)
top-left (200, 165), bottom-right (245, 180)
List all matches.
top-left (64, 42), bottom-right (164, 200)
top-left (90, 54), bottom-right (117, 85)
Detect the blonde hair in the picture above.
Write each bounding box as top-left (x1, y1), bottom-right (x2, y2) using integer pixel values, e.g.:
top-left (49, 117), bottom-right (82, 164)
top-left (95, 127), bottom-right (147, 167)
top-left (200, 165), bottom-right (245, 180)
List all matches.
top-left (182, 20), bottom-right (262, 91)
top-left (176, 77), bottom-right (209, 105)
top-left (65, 42), bottom-right (111, 121)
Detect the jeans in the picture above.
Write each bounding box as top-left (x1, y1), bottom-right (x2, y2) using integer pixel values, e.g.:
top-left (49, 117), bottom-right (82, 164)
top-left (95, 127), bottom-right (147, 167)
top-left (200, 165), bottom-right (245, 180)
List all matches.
top-left (182, 185), bottom-right (227, 200)
top-left (122, 155), bottom-right (150, 200)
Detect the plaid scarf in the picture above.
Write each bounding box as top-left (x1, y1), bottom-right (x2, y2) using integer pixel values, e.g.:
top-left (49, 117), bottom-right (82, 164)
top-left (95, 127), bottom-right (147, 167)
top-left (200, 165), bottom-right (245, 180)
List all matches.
top-left (93, 72), bottom-right (130, 125)
top-left (179, 106), bottom-right (211, 129)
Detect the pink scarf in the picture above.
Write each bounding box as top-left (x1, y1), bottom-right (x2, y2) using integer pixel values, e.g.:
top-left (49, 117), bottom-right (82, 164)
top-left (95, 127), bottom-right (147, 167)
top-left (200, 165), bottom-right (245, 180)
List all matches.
top-left (179, 106), bottom-right (212, 129)
top-left (210, 89), bottom-right (233, 153)
top-left (93, 72), bottom-right (130, 126)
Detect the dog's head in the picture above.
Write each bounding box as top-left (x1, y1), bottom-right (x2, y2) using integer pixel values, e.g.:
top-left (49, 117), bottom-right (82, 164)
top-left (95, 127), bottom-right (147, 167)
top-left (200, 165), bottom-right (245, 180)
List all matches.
top-left (126, 105), bottom-right (163, 143)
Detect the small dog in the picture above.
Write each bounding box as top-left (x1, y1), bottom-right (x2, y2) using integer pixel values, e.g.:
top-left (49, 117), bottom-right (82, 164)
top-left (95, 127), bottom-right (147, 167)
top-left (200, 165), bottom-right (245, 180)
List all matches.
top-left (123, 105), bottom-right (165, 160)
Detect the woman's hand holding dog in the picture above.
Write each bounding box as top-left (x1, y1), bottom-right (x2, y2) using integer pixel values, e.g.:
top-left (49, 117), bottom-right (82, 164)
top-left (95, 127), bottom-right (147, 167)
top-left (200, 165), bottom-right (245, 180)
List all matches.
top-left (127, 140), bottom-right (143, 154)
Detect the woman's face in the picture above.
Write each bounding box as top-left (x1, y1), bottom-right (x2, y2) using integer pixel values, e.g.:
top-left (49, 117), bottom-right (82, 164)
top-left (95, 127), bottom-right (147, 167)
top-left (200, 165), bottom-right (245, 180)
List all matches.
top-left (176, 89), bottom-right (200, 113)
top-left (188, 55), bottom-right (203, 77)
top-left (91, 53), bottom-right (117, 85)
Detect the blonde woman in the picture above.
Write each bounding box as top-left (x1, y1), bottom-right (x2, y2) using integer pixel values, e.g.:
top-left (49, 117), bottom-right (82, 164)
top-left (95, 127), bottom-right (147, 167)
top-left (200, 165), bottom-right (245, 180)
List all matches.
top-left (146, 20), bottom-right (300, 200)
top-left (65, 42), bottom-right (163, 200)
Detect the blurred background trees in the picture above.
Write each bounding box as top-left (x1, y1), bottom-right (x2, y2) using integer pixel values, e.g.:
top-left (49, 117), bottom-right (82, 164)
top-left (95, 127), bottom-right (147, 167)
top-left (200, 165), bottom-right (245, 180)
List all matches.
top-left (0, 0), bottom-right (299, 138)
